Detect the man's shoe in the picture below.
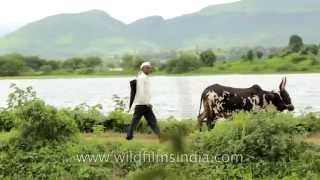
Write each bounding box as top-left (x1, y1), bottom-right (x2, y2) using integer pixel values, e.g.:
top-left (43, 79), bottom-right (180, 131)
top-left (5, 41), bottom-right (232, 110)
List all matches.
top-left (126, 136), bottom-right (133, 140)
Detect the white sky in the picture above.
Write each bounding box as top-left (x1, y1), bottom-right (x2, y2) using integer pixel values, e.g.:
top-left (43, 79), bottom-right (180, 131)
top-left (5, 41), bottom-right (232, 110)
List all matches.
top-left (0, 0), bottom-right (239, 26)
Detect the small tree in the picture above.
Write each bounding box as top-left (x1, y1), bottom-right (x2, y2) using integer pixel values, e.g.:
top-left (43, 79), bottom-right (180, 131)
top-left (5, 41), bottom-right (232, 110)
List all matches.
top-left (165, 53), bottom-right (201, 73)
top-left (120, 54), bottom-right (145, 70)
top-left (24, 56), bottom-right (45, 71)
top-left (62, 57), bottom-right (85, 70)
top-left (256, 51), bottom-right (264, 59)
top-left (0, 58), bottom-right (25, 76)
top-left (40, 65), bottom-right (53, 73)
top-left (200, 50), bottom-right (217, 67)
top-left (289, 35), bottom-right (304, 52)
top-left (247, 50), bottom-right (254, 61)
top-left (84, 56), bottom-right (102, 68)
top-left (308, 44), bottom-right (319, 55)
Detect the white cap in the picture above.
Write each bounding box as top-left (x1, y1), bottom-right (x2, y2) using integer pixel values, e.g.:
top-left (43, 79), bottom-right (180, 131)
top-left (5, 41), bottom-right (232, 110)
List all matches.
top-left (140, 62), bottom-right (151, 70)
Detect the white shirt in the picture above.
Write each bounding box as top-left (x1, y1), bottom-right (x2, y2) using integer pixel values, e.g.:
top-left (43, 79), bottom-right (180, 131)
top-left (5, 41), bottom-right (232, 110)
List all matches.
top-left (134, 72), bottom-right (151, 105)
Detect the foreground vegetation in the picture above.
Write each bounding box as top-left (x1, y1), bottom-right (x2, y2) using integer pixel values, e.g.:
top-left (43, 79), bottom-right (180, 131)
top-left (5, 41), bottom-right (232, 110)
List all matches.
top-left (0, 85), bottom-right (320, 179)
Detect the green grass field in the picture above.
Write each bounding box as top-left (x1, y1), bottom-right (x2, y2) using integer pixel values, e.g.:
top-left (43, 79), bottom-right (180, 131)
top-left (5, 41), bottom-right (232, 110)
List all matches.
top-left (189, 53), bottom-right (320, 75)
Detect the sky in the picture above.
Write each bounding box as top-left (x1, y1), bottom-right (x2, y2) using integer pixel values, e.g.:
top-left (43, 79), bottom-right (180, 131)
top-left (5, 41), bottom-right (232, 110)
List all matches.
top-left (0, 0), bottom-right (239, 35)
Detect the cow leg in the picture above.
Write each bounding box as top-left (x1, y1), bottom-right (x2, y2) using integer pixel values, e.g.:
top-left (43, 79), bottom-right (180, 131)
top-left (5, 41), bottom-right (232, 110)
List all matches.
top-left (206, 118), bottom-right (215, 131)
top-left (207, 119), bottom-right (218, 130)
top-left (207, 115), bottom-right (218, 131)
top-left (197, 112), bottom-right (207, 132)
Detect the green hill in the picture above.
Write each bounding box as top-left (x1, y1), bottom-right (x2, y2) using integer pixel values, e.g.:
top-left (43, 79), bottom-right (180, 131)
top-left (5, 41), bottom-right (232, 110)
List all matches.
top-left (0, 0), bottom-right (320, 58)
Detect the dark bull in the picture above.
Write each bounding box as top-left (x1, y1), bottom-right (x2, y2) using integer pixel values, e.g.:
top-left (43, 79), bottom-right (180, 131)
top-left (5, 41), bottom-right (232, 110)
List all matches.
top-left (197, 77), bottom-right (294, 131)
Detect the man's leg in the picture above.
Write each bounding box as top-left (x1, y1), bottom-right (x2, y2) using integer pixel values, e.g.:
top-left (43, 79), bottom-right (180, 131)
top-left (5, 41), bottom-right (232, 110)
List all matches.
top-left (126, 105), bottom-right (144, 140)
top-left (144, 107), bottom-right (160, 136)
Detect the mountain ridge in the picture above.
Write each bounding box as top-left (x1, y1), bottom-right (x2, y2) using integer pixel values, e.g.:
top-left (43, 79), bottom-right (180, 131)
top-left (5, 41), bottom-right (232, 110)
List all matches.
top-left (0, 0), bottom-right (319, 58)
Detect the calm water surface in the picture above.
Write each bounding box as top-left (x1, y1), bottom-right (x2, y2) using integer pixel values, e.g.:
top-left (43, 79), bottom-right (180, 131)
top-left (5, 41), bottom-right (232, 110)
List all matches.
top-left (0, 74), bottom-right (319, 118)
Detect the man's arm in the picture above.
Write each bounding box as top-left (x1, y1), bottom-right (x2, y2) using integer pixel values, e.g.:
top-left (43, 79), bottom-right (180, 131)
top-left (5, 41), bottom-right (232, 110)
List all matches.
top-left (135, 75), bottom-right (146, 104)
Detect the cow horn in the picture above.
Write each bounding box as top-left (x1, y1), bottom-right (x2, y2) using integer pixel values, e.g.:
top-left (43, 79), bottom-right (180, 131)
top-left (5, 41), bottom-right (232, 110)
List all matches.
top-left (283, 77), bottom-right (287, 88)
top-left (279, 78), bottom-right (284, 90)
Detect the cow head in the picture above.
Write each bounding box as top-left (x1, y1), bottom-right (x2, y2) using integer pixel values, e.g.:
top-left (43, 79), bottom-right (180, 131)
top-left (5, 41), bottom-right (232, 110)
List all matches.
top-left (267, 77), bottom-right (294, 111)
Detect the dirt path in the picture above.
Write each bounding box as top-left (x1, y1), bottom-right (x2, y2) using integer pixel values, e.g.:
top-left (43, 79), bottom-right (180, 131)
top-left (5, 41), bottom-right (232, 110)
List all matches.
top-left (81, 131), bottom-right (161, 145)
top-left (305, 132), bottom-right (320, 145)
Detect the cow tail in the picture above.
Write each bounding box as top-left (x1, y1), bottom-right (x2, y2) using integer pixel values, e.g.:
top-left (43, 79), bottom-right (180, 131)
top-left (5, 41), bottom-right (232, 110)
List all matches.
top-left (198, 95), bottom-right (203, 116)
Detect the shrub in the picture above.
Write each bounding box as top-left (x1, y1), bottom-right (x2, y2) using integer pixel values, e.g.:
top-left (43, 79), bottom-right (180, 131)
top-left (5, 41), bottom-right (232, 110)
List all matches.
top-left (291, 55), bottom-right (307, 63)
top-left (15, 100), bottom-right (78, 148)
top-left (165, 53), bottom-right (201, 73)
top-left (251, 66), bottom-right (262, 72)
top-left (7, 84), bottom-right (37, 109)
top-left (64, 104), bottom-right (105, 133)
top-left (217, 65), bottom-right (226, 71)
top-left (200, 50), bottom-right (217, 67)
top-left (75, 68), bottom-right (94, 75)
top-left (103, 110), bottom-right (150, 133)
top-left (0, 110), bottom-right (15, 131)
top-left (298, 113), bottom-right (320, 132)
top-left (310, 58), bottom-right (320, 65)
top-left (160, 119), bottom-right (196, 137)
top-left (192, 112), bottom-right (308, 162)
top-left (276, 64), bottom-right (290, 72)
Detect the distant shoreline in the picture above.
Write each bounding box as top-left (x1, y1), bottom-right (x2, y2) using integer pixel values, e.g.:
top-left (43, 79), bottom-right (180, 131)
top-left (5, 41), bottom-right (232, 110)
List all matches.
top-left (1, 71), bottom-right (320, 80)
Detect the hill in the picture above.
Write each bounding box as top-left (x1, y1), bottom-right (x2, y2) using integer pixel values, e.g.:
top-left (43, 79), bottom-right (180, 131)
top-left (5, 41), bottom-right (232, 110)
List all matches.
top-left (0, 0), bottom-right (320, 58)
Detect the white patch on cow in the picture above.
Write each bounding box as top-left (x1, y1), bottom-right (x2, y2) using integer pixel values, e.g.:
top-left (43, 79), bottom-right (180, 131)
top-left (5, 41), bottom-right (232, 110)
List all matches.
top-left (252, 95), bottom-right (260, 107)
top-left (243, 96), bottom-right (259, 111)
top-left (206, 91), bottom-right (226, 115)
top-left (242, 98), bottom-right (247, 106)
top-left (206, 91), bottom-right (219, 113)
top-left (222, 91), bottom-right (230, 96)
top-left (251, 95), bottom-right (261, 111)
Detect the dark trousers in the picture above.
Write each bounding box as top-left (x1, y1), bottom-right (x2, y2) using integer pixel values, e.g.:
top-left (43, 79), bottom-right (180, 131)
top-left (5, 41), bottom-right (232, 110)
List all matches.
top-left (126, 105), bottom-right (160, 139)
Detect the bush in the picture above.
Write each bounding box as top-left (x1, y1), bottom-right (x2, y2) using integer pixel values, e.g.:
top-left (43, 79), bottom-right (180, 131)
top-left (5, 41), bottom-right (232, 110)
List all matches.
top-left (0, 142), bottom-right (114, 179)
top-left (276, 64), bottom-right (290, 72)
top-left (64, 104), bottom-right (105, 133)
top-left (298, 113), bottom-right (320, 132)
top-left (75, 68), bottom-right (94, 75)
top-left (165, 53), bottom-right (201, 73)
top-left (14, 100), bottom-right (78, 148)
top-left (160, 119), bottom-right (196, 137)
top-left (39, 64), bottom-right (53, 74)
top-left (0, 57), bottom-right (25, 76)
top-left (310, 58), bottom-right (320, 65)
top-left (0, 110), bottom-right (15, 131)
top-left (103, 110), bottom-right (150, 133)
top-left (192, 112), bottom-right (309, 162)
top-left (200, 50), bottom-right (217, 67)
top-left (291, 55), bottom-right (307, 63)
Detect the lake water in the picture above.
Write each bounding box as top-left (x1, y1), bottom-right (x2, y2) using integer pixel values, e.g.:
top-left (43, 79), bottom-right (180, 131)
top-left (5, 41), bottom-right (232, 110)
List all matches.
top-left (0, 74), bottom-right (319, 118)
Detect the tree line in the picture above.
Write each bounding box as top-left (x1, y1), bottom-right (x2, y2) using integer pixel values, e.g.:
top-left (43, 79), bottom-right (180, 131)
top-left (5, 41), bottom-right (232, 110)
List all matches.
top-left (0, 54), bottom-right (103, 76)
top-left (120, 50), bottom-right (217, 74)
top-left (0, 35), bottom-right (319, 76)
top-left (242, 35), bottom-right (319, 61)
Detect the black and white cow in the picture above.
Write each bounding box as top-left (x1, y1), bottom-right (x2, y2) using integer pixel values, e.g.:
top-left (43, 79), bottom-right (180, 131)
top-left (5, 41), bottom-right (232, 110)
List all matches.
top-left (198, 77), bottom-right (294, 131)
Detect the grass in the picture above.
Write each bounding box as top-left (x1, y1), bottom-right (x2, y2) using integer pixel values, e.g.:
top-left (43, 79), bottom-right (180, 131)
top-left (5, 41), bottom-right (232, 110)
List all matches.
top-left (188, 53), bottom-right (320, 75)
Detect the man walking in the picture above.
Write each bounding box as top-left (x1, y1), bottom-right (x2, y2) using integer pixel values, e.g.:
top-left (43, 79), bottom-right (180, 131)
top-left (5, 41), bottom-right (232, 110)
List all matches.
top-left (126, 62), bottom-right (160, 140)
